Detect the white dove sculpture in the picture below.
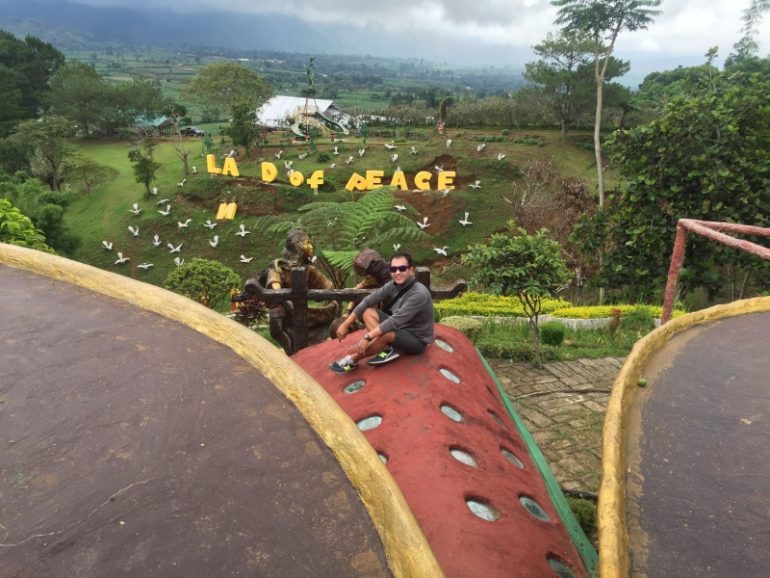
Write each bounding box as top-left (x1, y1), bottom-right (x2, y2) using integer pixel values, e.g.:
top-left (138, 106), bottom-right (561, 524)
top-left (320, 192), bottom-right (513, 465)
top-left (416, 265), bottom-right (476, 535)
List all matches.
top-left (208, 235), bottom-right (219, 248)
top-left (168, 242), bottom-right (183, 254)
top-left (127, 225), bottom-right (139, 237)
top-left (152, 234), bottom-right (162, 247)
top-left (203, 219), bottom-right (217, 230)
top-left (384, 142), bottom-right (397, 150)
top-left (173, 257), bottom-right (185, 267)
top-left (129, 203), bottom-right (141, 215)
top-left (468, 180), bottom-right (482, 189)
top-left (235, 223), bottom-right (250, 237)
top-left (416, 216), bottom-right (431, 230)
top-left (433, 246), bottom-right (449, 257)
top-left (137, 262), bottom-right (154, 270)
top-left (158, 205), bottom-right (171, 216)
top-left (177, 219), bottom-right (191, 228)
top-left (476, 143), bottom-right (486, 152)
top-left (239, 255), bottom-right (254, 263)
top-left (497, 153), bottom-right (506, 161)
top-left (114, 252), bottom-right (130, 264)
top-left (459, 212), bottom-right (473, 226)
top-left (101, 240), bottom-right (113, 250)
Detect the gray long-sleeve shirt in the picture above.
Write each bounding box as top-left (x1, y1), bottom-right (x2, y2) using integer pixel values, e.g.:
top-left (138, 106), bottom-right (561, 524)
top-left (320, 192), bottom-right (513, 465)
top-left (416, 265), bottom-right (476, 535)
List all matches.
top-left (352, 278), bottom-right (434, 344)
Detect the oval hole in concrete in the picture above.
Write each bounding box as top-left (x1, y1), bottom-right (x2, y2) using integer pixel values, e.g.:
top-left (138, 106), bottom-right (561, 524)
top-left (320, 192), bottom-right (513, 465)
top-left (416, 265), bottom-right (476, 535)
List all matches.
top-left (466, 498), bottom-right (499, 522)
top-left (547, 555), bottom-right (576, 578)
top-left (343, 380), bottom-right (365, 394)
top-left (440, 404), bottom-right (463, 422)
top-left (501, 447), bottom-right (525, 469)
top-left (434, 339), bottom-right (454, 353)
top-left (357, 415), bottom-right (383, 431)
top-left (449, 446), bottom-right (478, 467)
top-left (519, 495), bottom-right (550, 522)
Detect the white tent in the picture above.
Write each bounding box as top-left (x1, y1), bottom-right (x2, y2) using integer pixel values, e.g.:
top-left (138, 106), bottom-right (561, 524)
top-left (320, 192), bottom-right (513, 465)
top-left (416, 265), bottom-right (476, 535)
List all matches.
top-left (256, 95), bottom-right (337, 128)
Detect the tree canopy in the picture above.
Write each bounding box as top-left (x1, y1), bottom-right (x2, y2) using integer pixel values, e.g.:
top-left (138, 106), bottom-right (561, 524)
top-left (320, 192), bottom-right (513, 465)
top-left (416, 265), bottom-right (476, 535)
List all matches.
top-left (572, 63), bottom-right (770, 301)
top-left (0, 31), bottom-right (64, 137)
top-left (181, 62), bottom-right (272, 118)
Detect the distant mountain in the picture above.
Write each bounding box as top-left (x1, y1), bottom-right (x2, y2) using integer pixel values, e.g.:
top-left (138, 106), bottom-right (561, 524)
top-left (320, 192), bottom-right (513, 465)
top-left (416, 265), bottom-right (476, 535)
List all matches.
top-left (0, 0), bottom-right (525, 67)
top-left (0, 0), bottom-right (436, 60)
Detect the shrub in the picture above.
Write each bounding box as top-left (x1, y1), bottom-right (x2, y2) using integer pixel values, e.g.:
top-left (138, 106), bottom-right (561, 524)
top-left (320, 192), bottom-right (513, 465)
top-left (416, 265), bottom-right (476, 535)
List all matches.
top-left (440, 316), bottom-right (483, 340)
top-left (566, 497), bottom-right (597, 536)
top-left (548, 304), bottom-right (684, 320)
top-left (164, 258), bottom-right (241, 309)
top-left (540, 321), bottom-right (566, 346)
top-left (475, 338), bottom-right (557, 362)
top-left (316, 152), bottom-right (331, 163)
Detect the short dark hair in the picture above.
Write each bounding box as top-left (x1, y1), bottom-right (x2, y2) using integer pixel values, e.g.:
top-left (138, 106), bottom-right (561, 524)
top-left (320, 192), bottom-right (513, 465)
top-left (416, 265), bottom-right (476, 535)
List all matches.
top-left (390, 251), bottom-right (413, 266)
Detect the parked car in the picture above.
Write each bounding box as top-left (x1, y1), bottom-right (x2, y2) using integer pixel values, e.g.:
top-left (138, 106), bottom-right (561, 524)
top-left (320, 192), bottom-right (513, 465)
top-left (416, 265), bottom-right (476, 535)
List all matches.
top-left (180, 126), bottom-right (205, 137)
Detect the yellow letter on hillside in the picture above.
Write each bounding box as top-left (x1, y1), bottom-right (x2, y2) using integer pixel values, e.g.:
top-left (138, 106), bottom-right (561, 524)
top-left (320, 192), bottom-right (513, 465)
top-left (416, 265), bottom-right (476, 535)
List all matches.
top-left (414, 171), bottom-right (432, 191)
top-left (389, 171), bottom-right (408, 191)
top-left (206, 154), bottom-right (222, 174)
top-left (222, 157), bottom-right (239, 177)
top-left (437, 171), bottom-right (456, 190)
top-left (345, 173), bottom-right (369, 192)
top-left (261, 162), bottom-right (277, 182)
top-left (366, 170), bottom-right (384, 189)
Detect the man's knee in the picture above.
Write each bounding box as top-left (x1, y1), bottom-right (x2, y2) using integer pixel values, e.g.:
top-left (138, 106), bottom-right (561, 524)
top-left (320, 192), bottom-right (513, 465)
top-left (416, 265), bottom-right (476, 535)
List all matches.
top-left (362, 307), bottom-right (380, 323)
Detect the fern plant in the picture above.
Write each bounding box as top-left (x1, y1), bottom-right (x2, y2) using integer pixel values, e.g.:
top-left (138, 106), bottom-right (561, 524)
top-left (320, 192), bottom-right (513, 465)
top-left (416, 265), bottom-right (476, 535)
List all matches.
top-left (254, 187), bottom-right (427, 287)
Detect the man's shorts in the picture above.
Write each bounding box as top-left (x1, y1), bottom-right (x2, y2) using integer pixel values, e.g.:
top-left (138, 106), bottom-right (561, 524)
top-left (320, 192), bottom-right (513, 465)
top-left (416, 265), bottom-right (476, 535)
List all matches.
top-left (376, 310), bottom-right (426, 354)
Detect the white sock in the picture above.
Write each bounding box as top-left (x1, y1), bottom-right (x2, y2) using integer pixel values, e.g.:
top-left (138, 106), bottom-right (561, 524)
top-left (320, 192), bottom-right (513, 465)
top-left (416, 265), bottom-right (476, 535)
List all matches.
top-left (336, 354), bottom-right (354, 365)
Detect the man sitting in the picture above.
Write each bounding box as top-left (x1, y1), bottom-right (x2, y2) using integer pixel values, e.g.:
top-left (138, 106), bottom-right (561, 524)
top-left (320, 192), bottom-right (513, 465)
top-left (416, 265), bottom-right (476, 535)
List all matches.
top-left (330, 252), bottom-right (434, 373)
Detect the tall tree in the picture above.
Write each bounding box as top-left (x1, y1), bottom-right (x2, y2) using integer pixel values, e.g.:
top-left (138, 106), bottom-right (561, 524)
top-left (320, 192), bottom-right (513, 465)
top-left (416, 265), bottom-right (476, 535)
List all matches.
top-left (181, 62), bottom-right (272, 119)
top-left (48, 60), bottom-right (107, 136)
top-left (552, 0), bottom-right (661, 205)
top-left (10, 116), bottom-right (76, 192)
top-left (732, 0), bottom-right (770, 57)
top-left (0, 31), bottom-right (64, 136)
top-left (127, 140), bottom-right (160, 196)
top-left (524, 32), bottom-right (595, 136)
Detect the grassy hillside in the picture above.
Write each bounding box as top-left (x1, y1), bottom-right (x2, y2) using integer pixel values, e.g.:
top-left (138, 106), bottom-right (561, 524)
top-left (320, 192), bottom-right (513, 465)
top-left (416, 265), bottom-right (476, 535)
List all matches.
top-left (65, 128), bottom-right (604, 290)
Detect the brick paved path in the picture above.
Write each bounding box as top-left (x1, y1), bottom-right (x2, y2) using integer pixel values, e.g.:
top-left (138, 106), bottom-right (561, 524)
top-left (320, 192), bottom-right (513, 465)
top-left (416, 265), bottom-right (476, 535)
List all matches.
top-left (489, 358), bottom-right (625, 493)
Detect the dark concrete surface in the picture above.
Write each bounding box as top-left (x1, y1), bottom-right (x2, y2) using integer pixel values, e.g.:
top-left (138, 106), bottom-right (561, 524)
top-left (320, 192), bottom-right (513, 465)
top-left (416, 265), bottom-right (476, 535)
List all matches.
top-left (0, 265), bottom-right (391, 578)
top-left (627, 312), bottom-right (770, 577)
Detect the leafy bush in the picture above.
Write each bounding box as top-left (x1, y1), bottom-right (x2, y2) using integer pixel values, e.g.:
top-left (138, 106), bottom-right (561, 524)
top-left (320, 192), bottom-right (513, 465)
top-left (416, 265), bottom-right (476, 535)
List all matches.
top-left (0, 198), bottom-right (53, 252)
top-left (436, 291), bottom-right (571, 318)
top-left (164, 258), bottom-right (241, 309)
top-left (540, 321), bottom-right (566, 346)
top-left (511, 135), bottom-right (545, 146)
top-left (440, 316), bottom-right (483, 340)
top-left (316, 152), bottom-right (331, 163)
top-left (566, 497), bottom-right (597, 536)
top-left (475, 338), bottom-right (557, 362)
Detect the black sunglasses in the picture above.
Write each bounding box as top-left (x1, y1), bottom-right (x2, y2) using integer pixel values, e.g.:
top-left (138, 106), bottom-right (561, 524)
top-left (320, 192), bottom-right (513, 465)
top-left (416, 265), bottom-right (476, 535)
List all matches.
top-left (389, 265), bottom-right (410, 273)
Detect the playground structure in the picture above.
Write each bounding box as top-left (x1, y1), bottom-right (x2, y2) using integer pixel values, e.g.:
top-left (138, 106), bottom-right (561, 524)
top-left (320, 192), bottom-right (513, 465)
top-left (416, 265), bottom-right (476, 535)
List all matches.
top-left (290, 57), bottom-right (349, 140)
top-left (0, 244), bottom-right (594, 578)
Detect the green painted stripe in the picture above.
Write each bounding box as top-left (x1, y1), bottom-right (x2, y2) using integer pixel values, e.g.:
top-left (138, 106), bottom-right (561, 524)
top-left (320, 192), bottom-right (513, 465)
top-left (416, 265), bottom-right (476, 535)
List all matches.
top-left (478, 353), bottom-right (599, 577)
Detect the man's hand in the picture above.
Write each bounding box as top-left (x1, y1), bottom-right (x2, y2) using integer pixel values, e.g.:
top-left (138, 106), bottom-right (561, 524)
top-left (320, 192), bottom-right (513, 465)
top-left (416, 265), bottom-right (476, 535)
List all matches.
top-left (336, 321), bottom-right (350, 341)
top-left (355, 337), bottom-right (369, 357)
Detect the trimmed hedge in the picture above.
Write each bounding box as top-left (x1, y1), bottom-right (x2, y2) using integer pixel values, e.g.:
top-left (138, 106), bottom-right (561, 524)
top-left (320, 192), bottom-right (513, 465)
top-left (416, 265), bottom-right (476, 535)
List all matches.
top-left (548, 304), bottom-right (685, 319)
top-left (436, 292), bottom-right (571, 318)
top-left (475, 338), bottom-right (558, 362)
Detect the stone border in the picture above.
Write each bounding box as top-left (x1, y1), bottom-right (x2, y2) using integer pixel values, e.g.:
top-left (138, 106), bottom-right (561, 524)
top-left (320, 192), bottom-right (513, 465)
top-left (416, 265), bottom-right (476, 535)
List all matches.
top-left (0, 243), bottom-right (444, 578)
top-left (598, 295), bottom-right (770, 577)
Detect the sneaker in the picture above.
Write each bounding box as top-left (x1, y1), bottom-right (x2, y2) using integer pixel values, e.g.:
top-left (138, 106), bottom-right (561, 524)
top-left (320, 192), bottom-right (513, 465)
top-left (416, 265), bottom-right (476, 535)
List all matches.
top-left (368, 348), bottom-right (401, 366)
top-left (329, 358), bottom-right (358, 373)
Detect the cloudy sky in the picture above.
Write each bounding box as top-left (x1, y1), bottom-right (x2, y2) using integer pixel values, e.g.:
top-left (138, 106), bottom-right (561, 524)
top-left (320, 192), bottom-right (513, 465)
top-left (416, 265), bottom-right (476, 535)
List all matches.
top-left (78, 0), bottom-right (768, 72)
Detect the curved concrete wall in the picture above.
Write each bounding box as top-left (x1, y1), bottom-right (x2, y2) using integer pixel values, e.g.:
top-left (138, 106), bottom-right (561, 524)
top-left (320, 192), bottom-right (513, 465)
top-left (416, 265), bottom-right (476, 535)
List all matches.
top-left (0, 243), bottom-right (444, 578)
top-left (599, 296), bottom-right (770, 577)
